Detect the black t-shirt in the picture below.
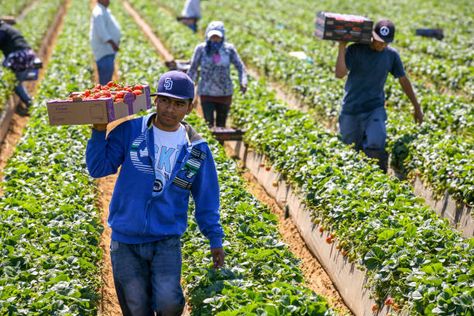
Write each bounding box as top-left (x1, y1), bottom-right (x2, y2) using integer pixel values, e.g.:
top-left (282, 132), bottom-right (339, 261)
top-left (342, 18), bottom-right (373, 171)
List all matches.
top-left (0, 21), bottom-right (31, 57)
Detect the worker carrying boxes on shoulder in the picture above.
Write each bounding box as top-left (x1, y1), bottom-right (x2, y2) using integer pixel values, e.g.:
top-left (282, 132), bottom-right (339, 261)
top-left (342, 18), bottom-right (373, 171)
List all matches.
top-left (316, 12), bottom-right (424, 173)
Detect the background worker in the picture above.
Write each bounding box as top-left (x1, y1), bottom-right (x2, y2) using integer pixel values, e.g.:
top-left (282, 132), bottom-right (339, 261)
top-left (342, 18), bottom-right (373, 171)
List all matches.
top-left (86, 71), bottom-right (224, 315)
top-left (0, 19), bottom-right (39, 115)
top-left (188, 21), bottom-right (247, 128)
top-left (90, 0), bottom-right (121, 85)
top-left (180, 0), bottom-right (201, 33)
top-left (335, 19), bottom-right (423, 172)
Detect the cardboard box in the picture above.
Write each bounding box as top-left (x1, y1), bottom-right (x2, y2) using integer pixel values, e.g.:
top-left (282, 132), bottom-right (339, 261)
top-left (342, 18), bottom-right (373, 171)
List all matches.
top-left (315, 11), bottom-right (373, 43)
top-left (47, 85), bottom-right (151, 125)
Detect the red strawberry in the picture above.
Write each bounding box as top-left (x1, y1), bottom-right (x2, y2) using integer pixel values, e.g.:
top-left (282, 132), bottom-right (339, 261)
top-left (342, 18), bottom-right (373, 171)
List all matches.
top-left (384, 297), bottom-right (394, 306)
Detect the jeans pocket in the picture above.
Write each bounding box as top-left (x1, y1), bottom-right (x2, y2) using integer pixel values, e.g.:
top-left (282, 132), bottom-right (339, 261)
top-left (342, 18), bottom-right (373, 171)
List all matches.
top-left (110, 240), bottom-right (120, 253)
top-left (160, 237), bottom-right (181, 251)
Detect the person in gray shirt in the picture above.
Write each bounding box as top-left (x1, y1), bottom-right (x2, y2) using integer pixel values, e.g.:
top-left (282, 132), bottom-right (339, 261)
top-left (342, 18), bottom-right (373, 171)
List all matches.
top-left (188, 21), bottom-right (247, 128)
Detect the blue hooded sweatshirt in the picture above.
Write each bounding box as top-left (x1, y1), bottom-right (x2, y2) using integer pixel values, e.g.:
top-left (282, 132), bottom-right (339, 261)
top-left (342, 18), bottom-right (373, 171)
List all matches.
top-left (86, 113), bottom-right (223, 248)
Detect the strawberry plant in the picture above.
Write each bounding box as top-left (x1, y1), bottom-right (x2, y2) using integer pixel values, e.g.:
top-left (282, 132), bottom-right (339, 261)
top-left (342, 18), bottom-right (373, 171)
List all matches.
top-left (0, 0), bottom-right (101, 313)
top-left (0, 0), bottom-right (34, 17)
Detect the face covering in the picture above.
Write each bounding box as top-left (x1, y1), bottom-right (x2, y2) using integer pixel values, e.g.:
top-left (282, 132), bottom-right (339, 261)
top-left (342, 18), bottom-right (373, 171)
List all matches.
top-left (207, 40), bottom-right (223, 54)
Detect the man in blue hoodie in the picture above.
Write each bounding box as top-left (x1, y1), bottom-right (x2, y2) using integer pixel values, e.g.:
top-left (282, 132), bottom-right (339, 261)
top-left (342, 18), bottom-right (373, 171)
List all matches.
top-left (86, 70), bottom-right (224, 316)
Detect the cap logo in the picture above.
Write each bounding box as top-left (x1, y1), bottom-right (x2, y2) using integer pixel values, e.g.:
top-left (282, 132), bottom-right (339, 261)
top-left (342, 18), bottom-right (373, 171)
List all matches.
top-left (380, 26), bottom-right (390, 36)
top-left (164, 78), bottom-right (173, 90)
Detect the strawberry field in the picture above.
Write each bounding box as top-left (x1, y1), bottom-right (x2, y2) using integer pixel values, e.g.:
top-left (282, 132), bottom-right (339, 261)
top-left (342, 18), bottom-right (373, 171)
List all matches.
top-left (0, 0), bottom-right (472, 315)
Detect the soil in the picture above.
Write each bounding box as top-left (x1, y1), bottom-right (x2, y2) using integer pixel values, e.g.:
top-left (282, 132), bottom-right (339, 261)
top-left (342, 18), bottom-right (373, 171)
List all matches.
top-left (97, 175), bottom-right (122, 316)
top-left (0, 113), bottom-right (30, 179)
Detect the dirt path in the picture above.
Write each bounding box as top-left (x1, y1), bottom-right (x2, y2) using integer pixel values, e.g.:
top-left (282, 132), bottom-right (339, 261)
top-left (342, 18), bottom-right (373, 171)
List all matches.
top-left (97, 175), bottom-right (122, 315)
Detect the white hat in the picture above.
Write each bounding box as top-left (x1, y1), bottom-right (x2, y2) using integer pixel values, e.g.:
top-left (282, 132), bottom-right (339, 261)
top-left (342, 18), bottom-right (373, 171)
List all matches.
top-left (207, 29), bottom-right (223, 38)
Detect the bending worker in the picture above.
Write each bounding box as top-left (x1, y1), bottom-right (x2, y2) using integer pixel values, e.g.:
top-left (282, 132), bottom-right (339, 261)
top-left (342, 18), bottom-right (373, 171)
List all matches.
top-left (188, 21), bottom-right (247, 128)
top-left (335, 20), bottom-right (423, 172)
top-left (0, 19), bottom-right (38, 114)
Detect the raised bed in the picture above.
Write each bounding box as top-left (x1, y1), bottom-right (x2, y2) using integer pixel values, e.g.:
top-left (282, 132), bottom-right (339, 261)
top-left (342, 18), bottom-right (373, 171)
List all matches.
top-left (412, 177), bottom-right (473, 238)
top-left (226, 141), bottom-right (394, 316)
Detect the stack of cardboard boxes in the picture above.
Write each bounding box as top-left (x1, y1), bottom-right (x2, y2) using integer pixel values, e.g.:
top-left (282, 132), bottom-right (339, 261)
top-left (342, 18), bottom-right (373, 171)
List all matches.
top-left (315, 11), bottom-right (373, 43)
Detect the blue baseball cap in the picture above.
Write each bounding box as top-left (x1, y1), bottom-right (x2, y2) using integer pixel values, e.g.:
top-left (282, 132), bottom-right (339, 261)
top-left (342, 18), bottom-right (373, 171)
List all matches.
top-left (151, 70), bottom-right (195, 100)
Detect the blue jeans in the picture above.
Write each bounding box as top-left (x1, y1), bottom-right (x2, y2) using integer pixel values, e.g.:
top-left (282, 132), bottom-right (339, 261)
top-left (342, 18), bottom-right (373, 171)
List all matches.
top-left (14, 70), bottom-right (32, 106)
top-left (110, 237), bottom-right (185, 316)
top-left (96, 54), bottom-right (116, 85)
top-left (338, 106), bottom-right (387, 151)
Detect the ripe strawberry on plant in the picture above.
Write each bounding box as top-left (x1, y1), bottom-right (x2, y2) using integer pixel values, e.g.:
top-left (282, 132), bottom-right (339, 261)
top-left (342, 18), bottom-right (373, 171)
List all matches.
top-left (371, 304), bottom-right (378, 313)
top-left (384, 297), bottom-right (394, 306)
top-left (392, 303), bottom-right (401, 311)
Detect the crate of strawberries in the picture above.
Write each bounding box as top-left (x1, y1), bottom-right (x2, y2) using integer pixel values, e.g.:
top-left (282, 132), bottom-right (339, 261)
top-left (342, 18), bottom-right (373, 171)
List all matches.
top-left (47, 81), bottom-right (151, 125)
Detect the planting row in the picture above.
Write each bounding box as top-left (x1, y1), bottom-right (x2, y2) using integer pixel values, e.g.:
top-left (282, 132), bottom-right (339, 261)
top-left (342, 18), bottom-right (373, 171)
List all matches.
top-left (0, 0), bottom-right (64, 113)
top-left (112, 2), bottom-right (337, 314)
top-left (124, 2), bottom-right (473, 314)
top-left (135, 0), bottom-right (473, 207)
top-left (0, 0), bottom-right (102, 313)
